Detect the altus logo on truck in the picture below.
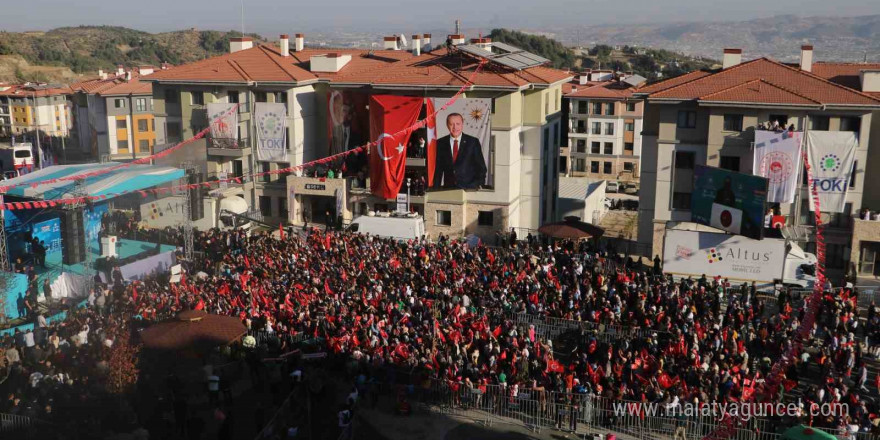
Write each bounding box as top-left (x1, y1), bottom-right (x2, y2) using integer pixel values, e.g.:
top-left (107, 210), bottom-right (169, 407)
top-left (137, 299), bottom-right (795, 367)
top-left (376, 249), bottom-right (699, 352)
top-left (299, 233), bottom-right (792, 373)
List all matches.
top-left (705, 246), bottom-right (772, 264)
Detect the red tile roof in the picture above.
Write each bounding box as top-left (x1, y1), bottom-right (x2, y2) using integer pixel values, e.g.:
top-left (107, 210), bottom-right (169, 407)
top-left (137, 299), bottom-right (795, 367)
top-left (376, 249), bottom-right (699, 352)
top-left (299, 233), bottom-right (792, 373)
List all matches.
top-left (71, 69), bottom-right (157, 96)
top-left (645, 58), bottom-right (880, 107)
top-left (146, 44), bottom-right (316, 83)
top-left (565, 81), bottom-right (636, 99)
top-left (0, 85), bottom-right (72, 98)
top-left (810, 62), bottom-right (880, 90)
top-left (637, 70), bottom-right (714, 94)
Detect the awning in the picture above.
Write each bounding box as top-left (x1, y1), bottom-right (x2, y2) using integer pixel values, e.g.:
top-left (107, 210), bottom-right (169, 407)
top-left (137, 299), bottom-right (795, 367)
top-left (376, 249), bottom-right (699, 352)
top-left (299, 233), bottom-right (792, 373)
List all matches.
top-left (538, 216), bottom-right (605, 240)
top-left (2, 162), bottom-right (185, 200)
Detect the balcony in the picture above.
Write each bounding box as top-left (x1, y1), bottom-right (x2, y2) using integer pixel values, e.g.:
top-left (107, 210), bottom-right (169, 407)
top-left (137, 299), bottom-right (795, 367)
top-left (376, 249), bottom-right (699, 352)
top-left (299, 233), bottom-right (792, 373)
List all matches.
top-left (207, 137), bottom-right (252, 157)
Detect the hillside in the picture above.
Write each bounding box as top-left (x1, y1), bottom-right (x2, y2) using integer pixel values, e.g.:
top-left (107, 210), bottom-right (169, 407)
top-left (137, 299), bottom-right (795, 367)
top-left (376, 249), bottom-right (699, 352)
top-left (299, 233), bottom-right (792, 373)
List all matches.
top-left (0, 26), bottom-right (265, 82)
top-left (550, 14), bottom-right (880, 62)
top-left (0, 54), bottom-right (80, 83)
top-left (488, 29), bottom-right (714, 80)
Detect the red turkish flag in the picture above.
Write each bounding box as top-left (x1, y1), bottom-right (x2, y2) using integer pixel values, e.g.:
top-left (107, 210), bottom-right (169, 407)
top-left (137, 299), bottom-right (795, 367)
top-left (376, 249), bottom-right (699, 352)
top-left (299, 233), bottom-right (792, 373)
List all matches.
top-left (425, 98), bottom-right (438, 186)
top-left (369, 95), bottom-right (422, 199)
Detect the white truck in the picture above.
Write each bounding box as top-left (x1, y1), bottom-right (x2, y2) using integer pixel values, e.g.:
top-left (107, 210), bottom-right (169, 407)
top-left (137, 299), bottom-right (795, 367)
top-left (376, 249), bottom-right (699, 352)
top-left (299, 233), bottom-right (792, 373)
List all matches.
top-left (662, 228), bottom-right (817, 289)
top-left (140, 193), bottom-right (252, 232)
top-left (348, 212), bottom-right (425, 241)
top-left (0, 143), bottom-right (35, 177)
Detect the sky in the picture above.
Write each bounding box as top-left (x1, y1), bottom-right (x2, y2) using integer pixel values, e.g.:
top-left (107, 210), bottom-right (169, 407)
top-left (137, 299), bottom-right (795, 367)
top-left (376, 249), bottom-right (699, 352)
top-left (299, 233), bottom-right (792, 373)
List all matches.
top-left (0, 0), bottom-right (878, 34)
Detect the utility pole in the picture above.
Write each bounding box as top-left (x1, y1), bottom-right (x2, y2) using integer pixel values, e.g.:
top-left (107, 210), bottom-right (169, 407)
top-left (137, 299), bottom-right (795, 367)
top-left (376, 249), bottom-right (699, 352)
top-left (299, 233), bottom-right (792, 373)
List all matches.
top-left (0, 195), bottom-right (8, 272)
top-left (31, 92), bottom-right (42, 169)
top-left (71, 179), bottom-right (94, 298)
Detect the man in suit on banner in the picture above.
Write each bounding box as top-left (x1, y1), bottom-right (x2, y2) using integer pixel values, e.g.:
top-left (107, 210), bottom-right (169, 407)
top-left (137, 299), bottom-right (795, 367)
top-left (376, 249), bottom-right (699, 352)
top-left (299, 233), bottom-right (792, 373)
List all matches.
top-left (432, 113), bottom-right (487, 189)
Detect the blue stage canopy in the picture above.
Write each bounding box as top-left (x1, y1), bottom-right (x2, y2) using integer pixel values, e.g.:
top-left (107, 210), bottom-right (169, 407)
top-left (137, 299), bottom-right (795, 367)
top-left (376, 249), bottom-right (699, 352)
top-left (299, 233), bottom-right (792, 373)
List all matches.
top-left (3, 162), bottom-right (185, 200)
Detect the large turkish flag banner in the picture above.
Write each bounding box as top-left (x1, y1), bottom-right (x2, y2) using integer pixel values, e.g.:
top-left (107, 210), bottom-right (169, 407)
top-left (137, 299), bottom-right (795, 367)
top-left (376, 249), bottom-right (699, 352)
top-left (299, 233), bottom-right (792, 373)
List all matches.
top-left (369, 95), bottom-right (422, 200)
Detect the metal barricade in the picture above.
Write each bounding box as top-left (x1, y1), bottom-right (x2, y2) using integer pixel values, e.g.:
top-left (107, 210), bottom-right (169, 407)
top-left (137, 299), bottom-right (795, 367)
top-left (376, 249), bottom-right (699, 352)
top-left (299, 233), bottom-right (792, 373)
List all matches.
top-left (0, 413), bottom-right (34, 433)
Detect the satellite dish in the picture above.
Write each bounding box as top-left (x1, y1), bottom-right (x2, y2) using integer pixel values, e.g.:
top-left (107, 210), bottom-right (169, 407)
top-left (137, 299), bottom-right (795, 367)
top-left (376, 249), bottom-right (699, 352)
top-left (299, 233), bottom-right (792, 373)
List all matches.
top-left (398, 33), bottom-right (408, 48)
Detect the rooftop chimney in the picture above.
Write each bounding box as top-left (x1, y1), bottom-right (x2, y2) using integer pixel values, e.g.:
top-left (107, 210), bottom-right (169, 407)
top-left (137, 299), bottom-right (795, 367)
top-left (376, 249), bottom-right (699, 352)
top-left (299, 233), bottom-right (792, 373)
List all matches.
top-left (117, 65), bottom-right (125, 76)
top-left (125, 70), bottom-right (132, 81)
top-left (161, 62), bottom-right (171, 70)
top-left (722, 48), bottom-right (742, 69)
top-left (800, 45), bottom-right (813, 72)
top-left (279, 34), bottom-right (289, 56)
top-left (138, 66), bottom-right (154, 75)
top-left (449, 34), bottom-right (465, 45)
top-left (383, 36), bottom-right (399, 50)
top-left (412, 35), bottom-right (422, 56)
top-left (471, 37), bottom-right (492, 52)
top-left (423, 34), bottom-right (432, 51)
top-left (98, 69), bottom-right (107, 80)
top-left (294, 34), bottom-right (304, 51)
top-left (229, 37), bottom-right (254, 53)
top-left (309, 53), bottom-right (352, 73)
top-left (860, 70), bottom-right (880, 93)
top-left (578, 74), bottom-right (589, 86)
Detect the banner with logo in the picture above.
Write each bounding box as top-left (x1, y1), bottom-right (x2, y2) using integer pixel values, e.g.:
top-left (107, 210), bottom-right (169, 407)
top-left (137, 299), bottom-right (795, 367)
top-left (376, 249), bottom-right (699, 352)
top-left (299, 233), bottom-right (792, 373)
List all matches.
top-left (207, 103), bottom-right (238, 148)
top-left (428, 97), bottom-right (491, 190)
top-left (255, 102), bottom-right (288, 162)
top-left (369, 95), bottom-right (422, 199)
top-left (662, 229), bottom-right (786, 284)
top-left (807, 131), bottom-right (857, 213)
top-left (753, 130), bottom-right (802, 203)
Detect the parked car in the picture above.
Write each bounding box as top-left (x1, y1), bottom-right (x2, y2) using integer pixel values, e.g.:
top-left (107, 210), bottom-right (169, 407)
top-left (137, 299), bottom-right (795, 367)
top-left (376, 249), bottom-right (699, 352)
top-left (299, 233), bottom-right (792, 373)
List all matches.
top-left (606, 181), bottom-right (619, 193)
top-left (623, 183), bottom-right (639, 195)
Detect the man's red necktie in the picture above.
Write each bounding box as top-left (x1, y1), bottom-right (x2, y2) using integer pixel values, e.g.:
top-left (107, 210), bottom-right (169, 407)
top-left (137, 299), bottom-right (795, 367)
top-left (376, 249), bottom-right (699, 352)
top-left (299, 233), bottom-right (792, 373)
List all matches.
top-left (453, 139), bottom-right (459, 162)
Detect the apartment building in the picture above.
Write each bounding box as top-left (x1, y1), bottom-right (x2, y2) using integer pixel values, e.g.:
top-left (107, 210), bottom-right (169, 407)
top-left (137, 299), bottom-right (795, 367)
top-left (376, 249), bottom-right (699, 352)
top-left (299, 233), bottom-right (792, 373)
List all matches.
top-left (71, 65), bottom-right (166, 161)
top-left (0, 83), bottom-right (73, 138)
top-left (636, 46), bottom-right (880, 279)
top-left (144, 34), bottom-right (571, 237)
top-left (562, 72), bottom-right (646, 182)
top-left (0, 84), bottom-right (13, 138)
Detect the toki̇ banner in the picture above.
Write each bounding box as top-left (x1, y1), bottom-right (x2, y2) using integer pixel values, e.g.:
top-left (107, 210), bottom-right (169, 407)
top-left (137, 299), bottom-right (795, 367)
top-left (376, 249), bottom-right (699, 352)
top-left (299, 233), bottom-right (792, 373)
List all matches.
top-left (207, 103), bottom-right (239, 148)
top-left (806, 131), bottom-right (857, 213)
top-left (753, 130), bottom-right (802, 204)
top-left (255, 102), bottom-right (288, 162)
top-left (369, 95), bottom-right (422, 199)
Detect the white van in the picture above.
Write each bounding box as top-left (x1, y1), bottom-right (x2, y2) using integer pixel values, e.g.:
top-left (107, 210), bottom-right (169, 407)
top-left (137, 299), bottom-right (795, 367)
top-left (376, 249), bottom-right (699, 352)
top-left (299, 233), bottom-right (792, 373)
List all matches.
top-left (606, 181), bottom-right (619, 193)
top-left (349, 213), bottom-right (425, 241)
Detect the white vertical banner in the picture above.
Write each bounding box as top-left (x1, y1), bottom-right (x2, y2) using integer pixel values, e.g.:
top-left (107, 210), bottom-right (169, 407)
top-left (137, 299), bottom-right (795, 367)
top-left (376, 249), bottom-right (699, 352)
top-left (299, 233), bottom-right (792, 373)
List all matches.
top-left (207, 103), bottom-right (238, 148)
top-left (807, 131), bottom-right (858, 213)
top-left (334, 189), bottom-right (343, 219)
top-left (396, 193), bottom-right (408, 213)
top-left (288, 186), bottom-right (297, 225)
top-left (255, 103), bottom-right (288, 162)
top-left (753, 130), bottom-right (802, 203)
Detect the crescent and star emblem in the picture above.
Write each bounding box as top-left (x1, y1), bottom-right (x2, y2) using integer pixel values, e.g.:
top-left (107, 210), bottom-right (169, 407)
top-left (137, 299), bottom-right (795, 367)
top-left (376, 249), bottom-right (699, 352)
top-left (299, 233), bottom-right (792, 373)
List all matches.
top-left (376, 133), bottom-right (404, 161)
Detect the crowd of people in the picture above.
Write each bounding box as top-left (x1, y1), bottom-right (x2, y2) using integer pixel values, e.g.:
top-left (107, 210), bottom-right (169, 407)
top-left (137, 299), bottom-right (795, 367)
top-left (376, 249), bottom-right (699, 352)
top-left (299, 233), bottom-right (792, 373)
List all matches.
top-left (3, 219), bottom-right (880, 438)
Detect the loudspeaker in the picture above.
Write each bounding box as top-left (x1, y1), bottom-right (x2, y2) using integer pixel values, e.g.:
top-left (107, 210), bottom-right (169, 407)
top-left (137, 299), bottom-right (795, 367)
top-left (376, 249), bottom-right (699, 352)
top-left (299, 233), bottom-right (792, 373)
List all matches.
top-left (188, 171), bottom-right (204, 221)
top-left (61, 208), bottom-right (86, 265)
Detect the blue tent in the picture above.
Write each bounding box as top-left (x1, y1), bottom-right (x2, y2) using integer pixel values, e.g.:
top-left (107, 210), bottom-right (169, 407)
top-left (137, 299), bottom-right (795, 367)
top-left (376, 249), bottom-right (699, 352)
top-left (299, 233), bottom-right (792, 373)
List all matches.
top-left (2, 162), bottom-right (185, 200)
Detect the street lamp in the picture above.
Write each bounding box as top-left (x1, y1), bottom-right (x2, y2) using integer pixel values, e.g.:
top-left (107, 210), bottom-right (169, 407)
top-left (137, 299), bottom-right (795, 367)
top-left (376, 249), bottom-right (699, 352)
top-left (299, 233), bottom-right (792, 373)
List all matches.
top-left (406, 177), bottom-right (411, 213)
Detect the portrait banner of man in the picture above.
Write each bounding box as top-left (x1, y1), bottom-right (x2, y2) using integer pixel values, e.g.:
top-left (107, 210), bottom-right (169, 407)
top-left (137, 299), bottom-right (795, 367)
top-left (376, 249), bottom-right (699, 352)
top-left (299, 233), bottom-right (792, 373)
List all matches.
top-left (327, 90), bottom-right (369, 175)
top-left (428, 98), bottom-right (490, 190)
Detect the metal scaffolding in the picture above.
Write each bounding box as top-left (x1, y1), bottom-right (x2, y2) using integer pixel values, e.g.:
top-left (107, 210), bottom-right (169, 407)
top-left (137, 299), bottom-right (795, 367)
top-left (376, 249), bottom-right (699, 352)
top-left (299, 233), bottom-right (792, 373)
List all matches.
top-left (71, 178), bottom-right (94, 297)
top-left (0, 195), bottom-right (8, 272)
top-left (181, 162), bottom-right (196, 262)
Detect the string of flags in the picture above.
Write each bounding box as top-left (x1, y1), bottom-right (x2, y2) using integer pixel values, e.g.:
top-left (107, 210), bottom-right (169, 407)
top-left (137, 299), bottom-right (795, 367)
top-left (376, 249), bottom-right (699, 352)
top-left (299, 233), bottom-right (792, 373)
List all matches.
top-left (0, 103), bottom-right (243, 195)
top-left (699, 148), bottom-right (828, 440)
top-left (1, 60), bottom-right (488, 211)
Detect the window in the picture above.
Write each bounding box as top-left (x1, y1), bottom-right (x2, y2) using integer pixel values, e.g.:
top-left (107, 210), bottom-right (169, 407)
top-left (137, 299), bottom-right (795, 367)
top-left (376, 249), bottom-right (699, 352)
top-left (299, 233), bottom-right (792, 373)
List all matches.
top-left (576, 120), bottom-right (586, 133)
top-left (137, 119), bottom-right (148, 132)
top-left (623, 162), bottom-right (634, 172)
top-left (605, 103), bottom-right (615, 116)
top-left (769, 114), bottom-right (788, 127)
top-left (811, 115), bottom-right (829, 131)
top-left (117, 140), bottom-right (128, 152)
top-left (674, 151), bottom-right (695, 170)
top-left (723, 114), bottom-right (743, 132)
top-left (590, 161), bottom-right (599, 173)
top-left (605, 122), bottom-right (614, 136)
top-left (624, 121), bottom-right (635, 132)
top-left (278, 197), bottom-right (288, 220)
top-left (152, 119), bottom-right (155, 131)
top-left (255, 91), bottom-right (268, 103)
top-left (626, 102), bottom-right (636, 112)
top-left (575, 139), bottom-right (586, 153)
top-left (135, 98), bottom-right (147, 112)
top-left (578, 101), bottom-right (587, 114)
top-left (167, 122), bottom-right (181, 141)
top-left (850, 161), bottom-right (857, 188)
top-left (603, 162), bottom-right (612, 174)
top-left (164, 89), bottom-right (178, 104)
top-left (677, 110), bottom-right (697, 129)
top-left (116, 119), bottom-right (127, 129)
top-left (191, 91), bottom-right (204, 106)
top-left (624, 142), bottom-right (634, 152)
top-left (260, 162), bottom-right (271, 183)
top-left (436, 210), bottom-right (451, 226)
top-left (672, 192), bottom-right (692, 210)
top-left (591, 122), bottom-right (601, 135)
top-left (114, 99), bottom-right (126, 109)
top-left (573, 159), bottom-right (586, 172)
top-left (275, 92), bottom-right (288, 104)
top-left (825, 243), bottom-right (847, 270)
top-left (591, 142), bottom-right (600, 154)
top-left (719, 156), bottom-right (740, 172)
top-left (138, 139), bottom-right (150, 153)
top-left (593, 102), bottom-right (602, 115)
top-left (227, 91), bottom-right (239, 104)
top-left (840, 116), bottom-right (861, 133)
top-left (604, 142), bottom-right (613, 155)
top-left (478, 211), bottom-right (494, 226)
top-left (259, 196), bottom-right (272, 217)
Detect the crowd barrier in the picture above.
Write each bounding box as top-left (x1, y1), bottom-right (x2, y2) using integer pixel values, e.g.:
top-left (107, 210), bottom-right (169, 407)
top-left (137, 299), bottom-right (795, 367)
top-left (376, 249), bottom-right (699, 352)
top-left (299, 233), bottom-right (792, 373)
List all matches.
top-left (247, 329), bottom-right (311, 348)
top-left (510, 312), bottom-right (671, 343)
